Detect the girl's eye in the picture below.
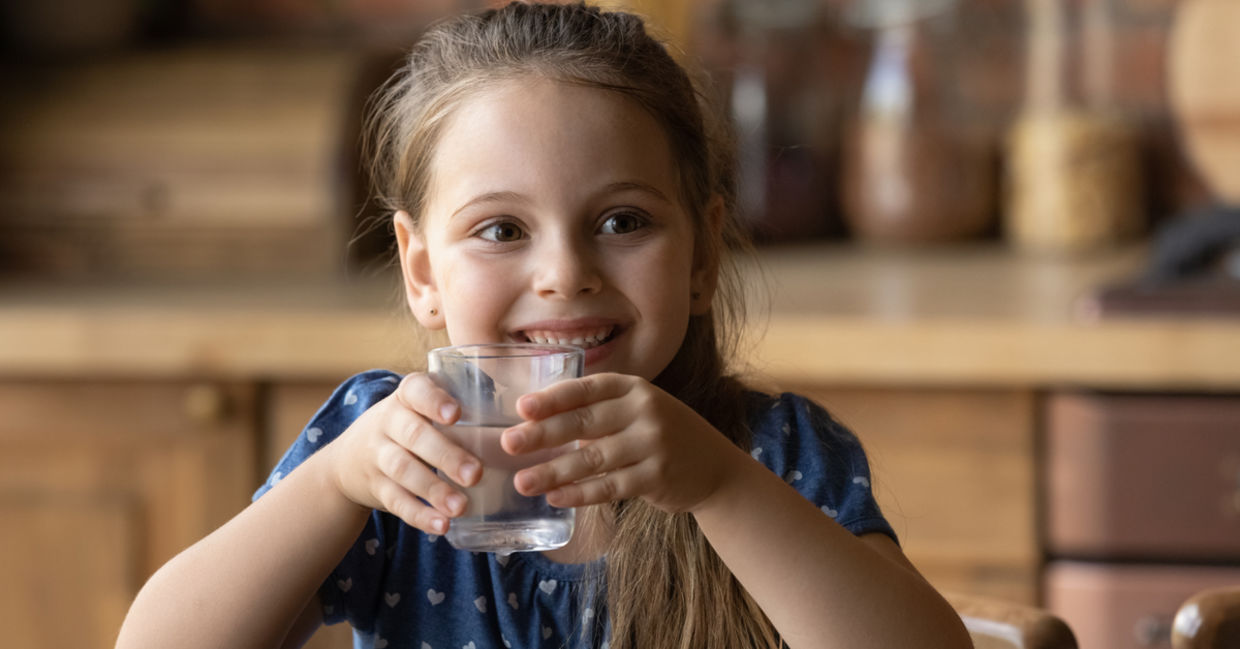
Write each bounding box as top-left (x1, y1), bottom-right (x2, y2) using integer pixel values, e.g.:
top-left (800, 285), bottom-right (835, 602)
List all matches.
top-left (478, 221), bottom-right (525, 243)
top-left (600, 211), bottom-right (646, 235)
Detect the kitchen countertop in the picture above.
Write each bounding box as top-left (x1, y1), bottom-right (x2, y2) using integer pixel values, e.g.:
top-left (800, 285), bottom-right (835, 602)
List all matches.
top-left (2, 244), bottom-right (1238, 390)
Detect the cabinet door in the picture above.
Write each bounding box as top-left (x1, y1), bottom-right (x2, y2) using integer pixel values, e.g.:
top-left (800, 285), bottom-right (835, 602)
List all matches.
top-left (0, 380), bottom-right (256, 649)
top-left (787, 386), bottom-right (1040, 604)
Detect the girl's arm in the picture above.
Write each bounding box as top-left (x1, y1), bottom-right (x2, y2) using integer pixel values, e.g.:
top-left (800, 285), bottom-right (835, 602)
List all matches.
top-left (116, 374), bottom-right (481, 649)
top-left (688, 446), bottom-right (972, 649)
top-left (115, 449), bottom-right (367, 649)
top-left (505, 373), bottom-right (972, 649)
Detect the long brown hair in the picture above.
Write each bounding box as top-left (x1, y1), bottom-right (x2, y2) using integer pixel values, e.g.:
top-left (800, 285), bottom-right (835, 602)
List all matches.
top-left (363, 3), bottom-right (775, 646)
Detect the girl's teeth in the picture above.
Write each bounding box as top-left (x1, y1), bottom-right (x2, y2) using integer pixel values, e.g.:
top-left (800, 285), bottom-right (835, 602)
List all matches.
top-left (524, 327), bottom-right (613, 348)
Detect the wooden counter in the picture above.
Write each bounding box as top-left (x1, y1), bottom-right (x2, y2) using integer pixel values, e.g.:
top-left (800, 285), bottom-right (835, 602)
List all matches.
top-left (2, 244), bottom-right (1238, 389)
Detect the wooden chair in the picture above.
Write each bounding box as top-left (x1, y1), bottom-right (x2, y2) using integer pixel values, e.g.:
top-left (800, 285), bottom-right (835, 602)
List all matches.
top-left (1172, 586), bottom-right (1240, 649)
top-left (946, 593), bottom-right (1079, 649)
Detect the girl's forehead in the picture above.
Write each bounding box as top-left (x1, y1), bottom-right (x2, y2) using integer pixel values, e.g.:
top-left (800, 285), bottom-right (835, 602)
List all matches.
top-left (425, 76), bottom-right (686, 212)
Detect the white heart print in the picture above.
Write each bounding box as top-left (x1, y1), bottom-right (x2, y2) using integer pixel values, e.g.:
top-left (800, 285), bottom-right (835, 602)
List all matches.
top-left (750, 447), bottom-right (763, 460)
top-left (507, 593), bottom-right (519, 610)
top-left (852, 476), bottom-right (870, 487)
top-left (343, 392), bottom-right (359, 406)
top-left (538, 579), bottom-right (557, 595)
top-left (385, 592), bottom-right (400, 607)
top-left (270, 471), bottom-right (283, 485)
top-left (821, 505), bottom-right (839, 518)
top-left (503, 638), bottom-right (511, 648)
top-left (375, 638), bottom-right (388, 649)
top-left (427, 589), bottom-right (445, 606)
top-left (463, 643), bottom-right (476, 649)
top-left (336, 578), bottom-right (352, 592)
top-left (307, 427), bottom-right (323, 443)
top-left (542, 626), bottom-right (553, 639)
top-left (421, 643), bottom-right (432, 649)
top-left (365, 538), bottom-right (380, 555)
top-left (785, 470), bottom-right (803, 483)
top-left (474, 596), bottom-right (487, 613)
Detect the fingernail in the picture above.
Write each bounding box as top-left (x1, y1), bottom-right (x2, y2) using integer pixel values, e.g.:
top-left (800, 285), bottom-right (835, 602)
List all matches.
top-left (431, 518), bottom-right (447, 534)
top-left (515, 471), bottom-right (536, 494)
top-left (446, 493), bottom-right (466, 515)
top-left (440, 403), bottom-right (458, 423)
top-left (459, 462), bottom-right (479, 485)
top-left (518, 394), bottom-right (537, 414)
top-left (505, 428), bottom-right (526, 451)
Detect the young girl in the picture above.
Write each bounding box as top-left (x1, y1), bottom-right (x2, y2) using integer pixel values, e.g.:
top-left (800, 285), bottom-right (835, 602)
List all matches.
top-left (117, 3), bottom-right (970, 648)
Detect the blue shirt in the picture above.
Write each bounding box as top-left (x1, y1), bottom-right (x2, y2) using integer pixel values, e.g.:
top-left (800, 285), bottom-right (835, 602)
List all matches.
top-left (255, 370), bottom-right (896, 649)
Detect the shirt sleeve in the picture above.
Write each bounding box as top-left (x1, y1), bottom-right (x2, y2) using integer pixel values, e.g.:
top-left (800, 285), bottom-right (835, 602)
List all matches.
top-left (746, 392), bottom-right (898, 544)
top-left (252, 369), bottom-right (403, 630)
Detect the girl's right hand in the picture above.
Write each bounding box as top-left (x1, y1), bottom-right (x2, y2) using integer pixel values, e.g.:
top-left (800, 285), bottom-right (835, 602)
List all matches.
top-left (321, 373), bottom-right (481, 535)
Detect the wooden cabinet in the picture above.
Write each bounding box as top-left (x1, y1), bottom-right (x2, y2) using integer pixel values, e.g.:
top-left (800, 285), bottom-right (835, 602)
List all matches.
top-left (0, 380), bottom-right (257, 649)
top-left (791, 386), bottom-right (1041, 604)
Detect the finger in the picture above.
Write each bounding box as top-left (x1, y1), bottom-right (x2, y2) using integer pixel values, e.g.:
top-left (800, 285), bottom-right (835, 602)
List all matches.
top-left (374, 439), bottom-right (469, 517)
top-left (372, 473), bottom-right (452, 535)
top-left (503, 392), bottom-right (629, 454)
top-left (513, 434), bottom-right (641, 496)
top-left (514, 373), bottom-right (630, 421)
top-left (395, 372), bottom-right (461, 425)
top-left (543, 462), bottom-right (655, 508)
top-left (388, 414), bottom-right (481, 487)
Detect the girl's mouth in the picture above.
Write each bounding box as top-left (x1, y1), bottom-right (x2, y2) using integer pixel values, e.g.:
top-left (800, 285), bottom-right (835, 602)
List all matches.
top-left (516, 325), bottom-right (618, 350)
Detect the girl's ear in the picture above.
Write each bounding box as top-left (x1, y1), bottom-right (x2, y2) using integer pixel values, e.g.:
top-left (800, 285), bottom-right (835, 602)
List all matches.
top-left (690, 195), bottom-right (724, 316)
top-left (393, 210), bottom-right (445, 329)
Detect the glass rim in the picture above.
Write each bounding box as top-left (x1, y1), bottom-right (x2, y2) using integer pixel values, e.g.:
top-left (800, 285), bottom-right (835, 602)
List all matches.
top-left (428, 342), bottom-right (584, 360)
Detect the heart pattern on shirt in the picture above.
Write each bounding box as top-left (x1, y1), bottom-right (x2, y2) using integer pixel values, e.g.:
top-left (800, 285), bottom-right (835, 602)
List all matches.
top-left (427, 589), bottom-right (445, 605)
top-left (538, 579), bottom-right (557, 595)
top-left (785, 470), bottom-right (803, 483)
top-left (852, 476), bottom-right (870, 487)
top-left (307, 427), bottom-right (323, 443)
top-left (375, 638), bottom-right (388, 648)
top-left (385, 592), bottom-right (400, 607)
top-left (542, 626), bottom-right (553, 639)
top-left (365, 538), bottom-right (380, 555)
top-left (821, 505), bottom-right (839, 518)
top-left (463, 643), bottom-right (476, 649)
top-left (474, 596), bottom-right (487, 613)
top-left (344, 392), bottom-right (359, 406)
top-left (337, 578), bottom-right (352, 592)
top-left (508, 593), bottom-right (519, 610)
top-left (751, 447), bottom-right (763, 460)
top-left (421, 643), bottom-right (432, 649)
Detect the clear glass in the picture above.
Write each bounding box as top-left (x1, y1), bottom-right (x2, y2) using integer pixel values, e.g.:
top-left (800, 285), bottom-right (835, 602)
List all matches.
top-left (427, 343), bottom-right (584, 554)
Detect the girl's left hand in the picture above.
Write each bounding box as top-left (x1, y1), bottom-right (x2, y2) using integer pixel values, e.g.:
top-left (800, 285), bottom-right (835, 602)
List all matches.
top-left (500, 372), bottom-right (743, 514)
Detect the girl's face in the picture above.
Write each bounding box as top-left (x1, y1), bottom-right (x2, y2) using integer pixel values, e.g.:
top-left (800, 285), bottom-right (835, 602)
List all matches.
top-left (395, 78), bottom-right (717, 380)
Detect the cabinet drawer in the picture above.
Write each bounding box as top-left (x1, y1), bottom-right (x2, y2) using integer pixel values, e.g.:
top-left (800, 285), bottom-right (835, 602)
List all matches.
top-left (1045, 561), bottom-right (1240, 649)
top-left (1046, 393), bottom-right (1240, 559)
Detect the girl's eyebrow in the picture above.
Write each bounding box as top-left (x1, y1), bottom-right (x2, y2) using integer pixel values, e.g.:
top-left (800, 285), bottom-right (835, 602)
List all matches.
top-left (604, 181), bottom-right (673, 205)
top-left (451, 181), bottom-right (672, 220)
top-left (451, 190), bottom-right (529, 219)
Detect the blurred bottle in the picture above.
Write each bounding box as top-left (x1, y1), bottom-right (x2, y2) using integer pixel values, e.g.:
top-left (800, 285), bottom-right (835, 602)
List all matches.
top-left (840, 0), bottom-right (995, 244)
top-left (695, 0), bottom-right (841, 242)
top-left (1004, 0), bottom-right (1143, 254)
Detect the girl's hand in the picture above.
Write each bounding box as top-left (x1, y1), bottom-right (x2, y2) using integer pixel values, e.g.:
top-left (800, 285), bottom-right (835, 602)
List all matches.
top-left (501, 373), bottom-right (744, 513)
top-left (320, 373), bottom-right (482, 535)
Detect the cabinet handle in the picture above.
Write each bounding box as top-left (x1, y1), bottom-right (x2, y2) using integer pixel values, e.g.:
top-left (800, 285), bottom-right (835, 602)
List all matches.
top-left (183, 383), bottom-right (230, 425)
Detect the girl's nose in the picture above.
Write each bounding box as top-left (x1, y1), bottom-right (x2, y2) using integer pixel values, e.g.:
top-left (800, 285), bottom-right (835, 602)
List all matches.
top-left (533, 238), bottom-right (603, 299)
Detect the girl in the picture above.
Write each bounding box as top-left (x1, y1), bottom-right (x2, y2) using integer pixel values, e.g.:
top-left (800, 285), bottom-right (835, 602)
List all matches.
top-left (116, 3), bottom-right (971, 648)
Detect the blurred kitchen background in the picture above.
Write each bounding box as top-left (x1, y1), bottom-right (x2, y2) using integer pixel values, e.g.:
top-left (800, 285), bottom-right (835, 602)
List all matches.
top-left (1, 1), bottom-right (1237, 648)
